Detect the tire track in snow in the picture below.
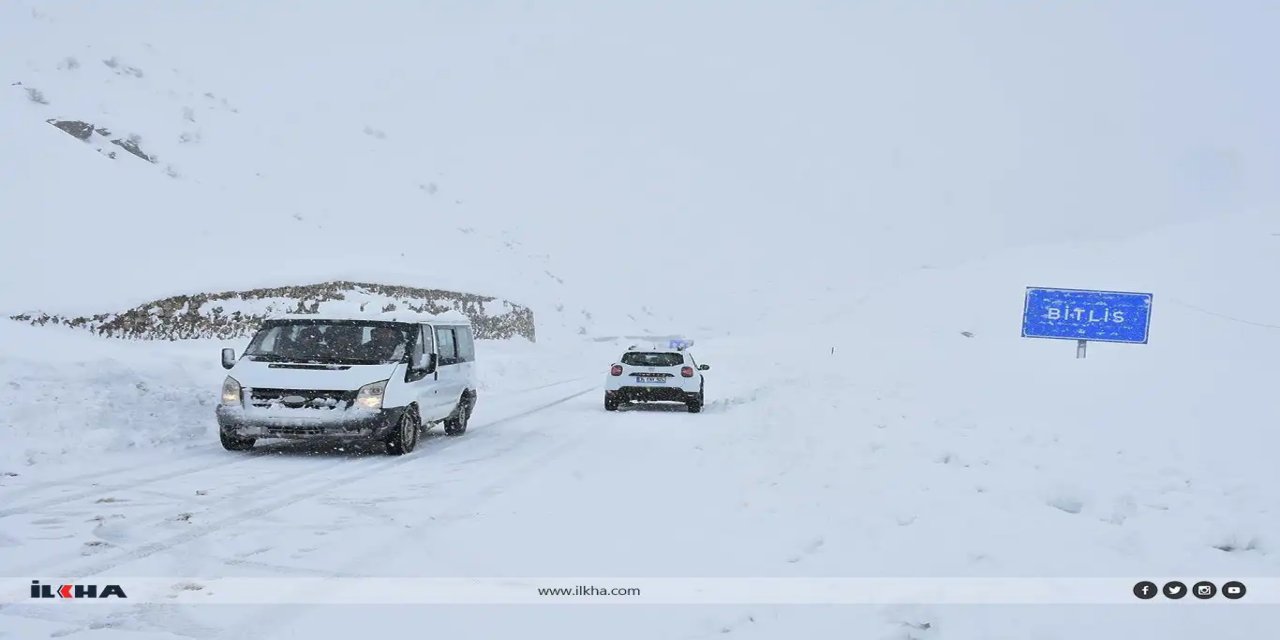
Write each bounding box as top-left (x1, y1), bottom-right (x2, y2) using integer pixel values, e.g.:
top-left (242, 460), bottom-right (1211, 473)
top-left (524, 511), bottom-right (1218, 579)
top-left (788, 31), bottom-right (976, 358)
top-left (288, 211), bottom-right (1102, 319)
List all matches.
top-left (0, 457), bottom-right (195, 496)
top-left (0, 452), bottom-right (288, 519)
top-left (4, 386), bottom-right (597, 580)
top-left (492, 375), bottom-right (592, 396)
top-left (5, 455), bottom-right (370, 580)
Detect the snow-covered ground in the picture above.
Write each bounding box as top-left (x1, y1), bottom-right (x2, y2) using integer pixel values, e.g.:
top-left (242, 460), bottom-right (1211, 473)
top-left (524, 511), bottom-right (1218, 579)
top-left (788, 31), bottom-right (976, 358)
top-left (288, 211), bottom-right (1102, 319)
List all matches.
top-left (3, 212), bottom-right (1278, 638)
top-left (4, 1), bottom-right (1280, 638)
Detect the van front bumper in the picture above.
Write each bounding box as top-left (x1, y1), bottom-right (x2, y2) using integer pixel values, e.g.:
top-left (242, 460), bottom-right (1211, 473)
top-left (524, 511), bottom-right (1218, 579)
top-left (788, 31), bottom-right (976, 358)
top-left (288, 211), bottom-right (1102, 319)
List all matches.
top-left (216, 405), bottom-right (406, 440)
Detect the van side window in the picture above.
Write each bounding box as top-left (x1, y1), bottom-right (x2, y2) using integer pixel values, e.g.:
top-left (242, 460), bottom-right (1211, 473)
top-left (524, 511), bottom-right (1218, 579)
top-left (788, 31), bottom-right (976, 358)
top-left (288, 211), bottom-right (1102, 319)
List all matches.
top-left (411, 326), bottom-right (428, 362)
top-left (456, 326), bottom-right (475, 362)
top-left (419, 325), bottom-right (434, 355)
top-left (436, 327), bottom-right (458, 365)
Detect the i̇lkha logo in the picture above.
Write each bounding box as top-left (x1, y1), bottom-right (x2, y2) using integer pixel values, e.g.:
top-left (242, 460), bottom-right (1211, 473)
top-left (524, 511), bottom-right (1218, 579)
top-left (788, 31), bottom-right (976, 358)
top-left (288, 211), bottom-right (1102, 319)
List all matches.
top-left (30, 580), bottom-right (127, 599)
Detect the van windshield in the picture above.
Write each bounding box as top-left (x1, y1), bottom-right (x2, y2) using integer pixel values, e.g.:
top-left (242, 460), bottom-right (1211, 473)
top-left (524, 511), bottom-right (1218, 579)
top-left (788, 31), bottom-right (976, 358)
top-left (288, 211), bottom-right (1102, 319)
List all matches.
top-left (245, 321), bottom-right (413, 365)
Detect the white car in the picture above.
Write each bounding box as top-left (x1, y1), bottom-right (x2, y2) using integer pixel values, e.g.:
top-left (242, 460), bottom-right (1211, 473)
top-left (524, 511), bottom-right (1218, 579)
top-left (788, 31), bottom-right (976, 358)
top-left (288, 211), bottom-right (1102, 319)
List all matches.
top-left (216, 312), bottom-right (477, 454)
top-left (604, 347), bottom-right (709, 413)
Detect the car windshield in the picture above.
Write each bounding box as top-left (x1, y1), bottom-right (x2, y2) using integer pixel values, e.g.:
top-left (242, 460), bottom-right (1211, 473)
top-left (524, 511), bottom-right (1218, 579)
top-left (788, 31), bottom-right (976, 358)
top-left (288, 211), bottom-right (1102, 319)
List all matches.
top-left (622, 352), bottom-right (684, 367)
top-left (245, 321), bottom-right (413, 365)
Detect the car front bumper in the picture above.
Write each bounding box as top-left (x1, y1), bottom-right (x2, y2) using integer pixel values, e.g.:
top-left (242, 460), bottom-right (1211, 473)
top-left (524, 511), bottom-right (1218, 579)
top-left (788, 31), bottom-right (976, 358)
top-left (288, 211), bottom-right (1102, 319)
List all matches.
top-left (216, 405), bottom-right (406, 440)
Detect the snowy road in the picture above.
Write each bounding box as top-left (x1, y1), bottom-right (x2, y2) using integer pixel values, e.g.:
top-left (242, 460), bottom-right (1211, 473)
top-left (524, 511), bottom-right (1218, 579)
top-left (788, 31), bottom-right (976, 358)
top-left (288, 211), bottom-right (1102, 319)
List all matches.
top-left (2, 378), bottom-right (598, 576)
top-left (1, 376), bottom-right (622, 634)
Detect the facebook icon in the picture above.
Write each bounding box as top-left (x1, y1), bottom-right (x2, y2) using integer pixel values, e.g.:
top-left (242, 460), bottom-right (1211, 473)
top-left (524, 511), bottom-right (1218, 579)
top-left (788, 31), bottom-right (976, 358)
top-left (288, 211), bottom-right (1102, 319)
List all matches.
top-left (1133, 581), bottom-right (1158, 600)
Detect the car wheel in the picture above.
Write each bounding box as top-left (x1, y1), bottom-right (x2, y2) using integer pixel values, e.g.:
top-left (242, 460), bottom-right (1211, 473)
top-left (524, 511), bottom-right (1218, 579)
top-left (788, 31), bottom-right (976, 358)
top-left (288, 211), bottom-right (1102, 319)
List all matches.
top-left (686, 388), bottom-right (704, 413)
top-left (219, 430), bottom-right (255, 451)
top-left (604, 393), bottom-right (619, 412)
top-left (386, 407), bottom-right (419, 455)
top-left (444, 395), bottom-right (470, 436)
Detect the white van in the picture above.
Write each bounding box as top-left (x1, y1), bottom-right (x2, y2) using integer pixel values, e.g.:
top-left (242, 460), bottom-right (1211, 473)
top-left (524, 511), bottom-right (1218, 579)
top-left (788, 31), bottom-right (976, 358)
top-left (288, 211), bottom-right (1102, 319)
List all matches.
top-left (215, 312), bottom-right (477, 454)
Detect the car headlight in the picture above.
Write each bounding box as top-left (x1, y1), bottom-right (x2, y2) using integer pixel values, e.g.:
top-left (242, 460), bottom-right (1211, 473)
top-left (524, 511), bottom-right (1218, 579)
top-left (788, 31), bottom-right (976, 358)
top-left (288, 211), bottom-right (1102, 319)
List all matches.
top-left (356, 380), bottom-right (388, 410)
top-left (221, 376), bottom-right (242, 406)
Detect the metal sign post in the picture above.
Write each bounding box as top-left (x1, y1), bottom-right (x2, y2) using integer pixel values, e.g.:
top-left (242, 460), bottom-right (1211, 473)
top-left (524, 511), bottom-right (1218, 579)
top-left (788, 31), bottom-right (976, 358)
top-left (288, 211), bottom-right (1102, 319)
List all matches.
top-left (1022, 287), bottom-right (1153, 357)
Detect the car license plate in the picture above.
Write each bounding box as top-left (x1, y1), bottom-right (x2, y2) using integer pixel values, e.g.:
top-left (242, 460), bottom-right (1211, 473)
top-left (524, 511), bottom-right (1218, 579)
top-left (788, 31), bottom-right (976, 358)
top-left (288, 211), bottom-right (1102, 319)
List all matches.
top-left (636, 376), bottom-right (666, 384)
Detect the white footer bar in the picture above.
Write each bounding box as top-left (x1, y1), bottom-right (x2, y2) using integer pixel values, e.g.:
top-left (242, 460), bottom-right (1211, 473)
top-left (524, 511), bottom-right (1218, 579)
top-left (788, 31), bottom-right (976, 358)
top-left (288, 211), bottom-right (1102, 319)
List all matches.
top-left (6, 578), bottom-right (1273, 605)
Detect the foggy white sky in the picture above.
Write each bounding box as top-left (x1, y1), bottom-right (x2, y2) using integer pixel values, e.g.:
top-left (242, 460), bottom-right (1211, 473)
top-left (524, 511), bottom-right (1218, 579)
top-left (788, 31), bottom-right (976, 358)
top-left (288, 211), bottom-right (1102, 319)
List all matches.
top-left (392, 0), bottom-right (1280, 287)
top-left (3, 1), bottom-right (1277, 317)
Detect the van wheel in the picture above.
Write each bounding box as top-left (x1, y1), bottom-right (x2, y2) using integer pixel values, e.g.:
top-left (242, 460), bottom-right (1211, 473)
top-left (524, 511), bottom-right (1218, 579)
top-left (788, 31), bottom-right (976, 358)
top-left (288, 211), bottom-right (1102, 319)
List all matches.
top-left (444, 395), bottom-right (471, 436)
top-left (386, 408), bottom-right (419, 455)
top-left (220, 430), bottom-right (255, 451)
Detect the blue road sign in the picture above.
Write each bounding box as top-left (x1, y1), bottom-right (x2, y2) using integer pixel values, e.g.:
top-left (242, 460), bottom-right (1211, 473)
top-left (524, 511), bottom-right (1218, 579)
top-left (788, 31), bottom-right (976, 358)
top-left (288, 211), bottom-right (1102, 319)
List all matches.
top-left (1022, 287), bottom-right (1153, 344)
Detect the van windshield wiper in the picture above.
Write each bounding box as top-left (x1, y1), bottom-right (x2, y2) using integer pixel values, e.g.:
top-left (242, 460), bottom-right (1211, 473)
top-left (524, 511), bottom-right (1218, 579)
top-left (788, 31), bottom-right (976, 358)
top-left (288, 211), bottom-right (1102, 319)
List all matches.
top-left (249, 354), bottom-right (392, 366)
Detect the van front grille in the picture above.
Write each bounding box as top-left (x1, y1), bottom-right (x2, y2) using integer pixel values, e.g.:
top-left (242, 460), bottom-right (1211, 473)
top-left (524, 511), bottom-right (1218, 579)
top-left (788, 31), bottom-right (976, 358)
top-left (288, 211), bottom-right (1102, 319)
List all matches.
top-left (247, 388), bottom-right (356, 410)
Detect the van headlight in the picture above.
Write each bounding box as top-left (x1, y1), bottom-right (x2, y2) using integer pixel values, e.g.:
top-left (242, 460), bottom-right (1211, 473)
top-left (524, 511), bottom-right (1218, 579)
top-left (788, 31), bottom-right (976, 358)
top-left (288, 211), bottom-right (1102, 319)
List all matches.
top-left (356, 380), bottom-right (388, 410)
top-left (221, 377), bottom-right (242, 406)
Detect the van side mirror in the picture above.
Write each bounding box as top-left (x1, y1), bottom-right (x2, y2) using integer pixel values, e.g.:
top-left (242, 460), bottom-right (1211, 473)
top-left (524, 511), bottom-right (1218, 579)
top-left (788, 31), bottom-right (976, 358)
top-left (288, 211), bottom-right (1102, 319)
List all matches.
top-left (221, 348), bottom-right (236, 370)
top-left (698, 364), bottom-right (710, 371)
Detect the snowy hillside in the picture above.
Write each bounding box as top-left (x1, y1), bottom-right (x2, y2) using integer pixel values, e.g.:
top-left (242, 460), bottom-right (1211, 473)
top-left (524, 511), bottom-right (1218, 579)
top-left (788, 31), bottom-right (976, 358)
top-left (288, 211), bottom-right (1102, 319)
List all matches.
top-left (12, 281), bottom-right (536, 341)
top-left (0, 2), bottom-right (659, 340)
top-left (3, 1), bottom-right (1280, 639)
